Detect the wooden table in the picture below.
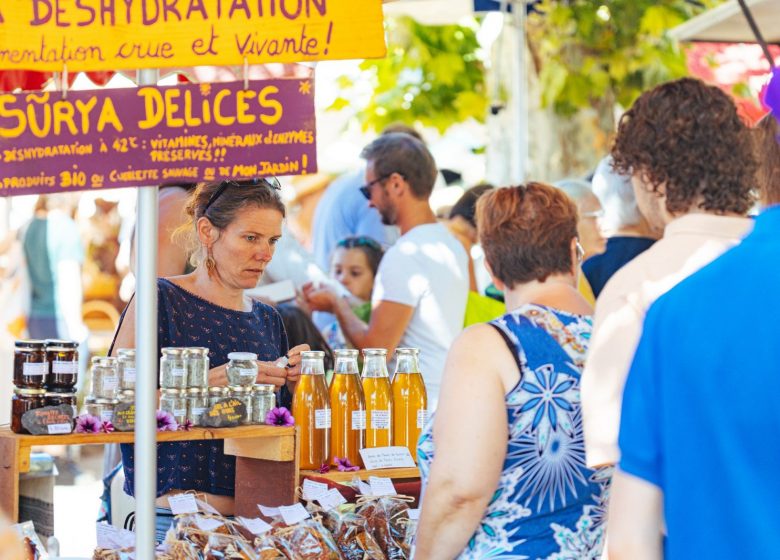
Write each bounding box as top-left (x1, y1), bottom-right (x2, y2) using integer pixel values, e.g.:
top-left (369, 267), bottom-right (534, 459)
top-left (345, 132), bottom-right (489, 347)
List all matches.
top-left (0, 425), bottom-right (298, 521)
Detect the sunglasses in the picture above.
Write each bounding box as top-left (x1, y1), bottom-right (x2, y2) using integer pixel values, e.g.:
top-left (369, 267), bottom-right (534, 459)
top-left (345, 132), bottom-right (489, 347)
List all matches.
top-left (203, 177), bottom-right (282, 214)
top-left (359, 172), bottom-right (404, 200)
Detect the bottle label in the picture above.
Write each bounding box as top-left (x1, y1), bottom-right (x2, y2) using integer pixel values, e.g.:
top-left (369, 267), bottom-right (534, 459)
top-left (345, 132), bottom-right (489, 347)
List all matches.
top-left (23, 362), bottom-right (47, 376)
top-left (417, 409), bottom-right (429, 429)
top-left (100, 410), bottom-right (114, 423)
top-left (239, 368), bottom-right (256, 378)
top-left (102, 376), bottom-right (119, 392)
top-left (371, 410), bottom-right (391, 430)
top-left (123, 368), bottom-right (137, 383)
top-left (315, 408), bottom-right (331, 429)
top-left (171, 368), bottom-right (186, 377)
top-left (52, 361), bottom-right (78, 374)
top-left (351, 410), bottom-right (366, 430)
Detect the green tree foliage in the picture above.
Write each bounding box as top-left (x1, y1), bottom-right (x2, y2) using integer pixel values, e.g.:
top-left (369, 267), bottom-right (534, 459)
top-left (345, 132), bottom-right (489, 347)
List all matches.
top-left (329, 16), bottom-right (488, 133)
top-left (528, 0), bottom-right (724, 133)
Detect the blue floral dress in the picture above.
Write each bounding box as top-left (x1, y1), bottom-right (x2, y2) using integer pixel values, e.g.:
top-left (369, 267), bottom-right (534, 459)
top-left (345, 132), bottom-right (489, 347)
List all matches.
top-left (418, 304), bottom-right (612, 559)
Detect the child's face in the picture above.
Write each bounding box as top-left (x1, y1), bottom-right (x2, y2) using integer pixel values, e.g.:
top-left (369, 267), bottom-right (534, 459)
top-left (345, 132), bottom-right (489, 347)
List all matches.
top-left (331, 248), bottom-right (375, 302)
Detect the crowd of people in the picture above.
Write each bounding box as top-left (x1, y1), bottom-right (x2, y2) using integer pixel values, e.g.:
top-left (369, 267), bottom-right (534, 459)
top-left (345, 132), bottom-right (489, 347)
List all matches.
top-left (2, 73), bottom-right (777, 559)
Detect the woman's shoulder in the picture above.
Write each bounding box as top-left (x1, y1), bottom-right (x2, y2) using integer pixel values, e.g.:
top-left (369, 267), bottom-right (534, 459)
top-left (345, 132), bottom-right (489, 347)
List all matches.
top-left (250, 298), bottom-right (283, 324)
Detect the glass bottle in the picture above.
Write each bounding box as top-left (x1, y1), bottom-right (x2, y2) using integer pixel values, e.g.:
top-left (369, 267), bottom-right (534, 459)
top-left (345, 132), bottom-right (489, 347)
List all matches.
top-left (159, 388), bottom-right (187, 426)
top-left (117, 348), bottom-right (136, 391)
top-left (160, 347), bottom-right (187, 389)
top-left (185, 348), bottom-right (210, 388)
top-left (251, 384), bottom-right (276, 425)
top-left (392, 348), bottom-right (428, 461)
top-left (292, 350), bottom-right (331, 469)
top-left (329, 348), bottom-right (366, 467)
top-left (91, 357), bottom-right (119, 399)
top-left (362, 348), bottom-right (393, 448)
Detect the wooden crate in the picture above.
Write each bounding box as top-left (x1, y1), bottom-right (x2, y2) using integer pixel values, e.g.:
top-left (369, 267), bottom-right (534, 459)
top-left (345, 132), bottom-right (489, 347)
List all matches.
top-left (0, 425), bottom-right (298, 521)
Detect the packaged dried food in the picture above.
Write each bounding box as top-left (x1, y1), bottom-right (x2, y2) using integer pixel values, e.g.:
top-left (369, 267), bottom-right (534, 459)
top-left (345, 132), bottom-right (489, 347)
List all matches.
top-left (331, 512), bottom-right (384, 560)
top-left (11, 521), bottom-right (49, 560)
top-left (356, 496), bottom-right (413, 560)
top-left (204, 533), bottom-right (258, 560)
top-left (272, 519), bottom-right (342, 560)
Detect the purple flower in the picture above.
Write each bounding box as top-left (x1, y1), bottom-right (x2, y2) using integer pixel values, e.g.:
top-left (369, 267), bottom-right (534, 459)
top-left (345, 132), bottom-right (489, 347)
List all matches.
top-left (75, 414), bottom-right (101, 434)
top-left (765, 68), bottom-right (780, 124)
top-left (156, 410), bottom-right (179, 432)
top-left (319, 463), bottom-right (331, 474)
top-left (101, 421), bottom-right (115, 434)
top-left (334, 457), bottom-right (360, 472)
top-left (180, 419), bottom-right (194, 431)
top-left (266, 407), bottom-right (295, 427)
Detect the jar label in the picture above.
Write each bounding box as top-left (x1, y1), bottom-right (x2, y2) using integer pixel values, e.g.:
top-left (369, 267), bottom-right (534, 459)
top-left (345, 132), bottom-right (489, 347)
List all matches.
top-left (52, 361), bottom-right (78, 374)
top-left (123, 368), bottom-right (137, 383)
top-left (351, 410), bottom-right (367, 430)
top-left (171, 368), bottom-right (186, 377)
top-left (23, 362), bottom-right (47, 376)
top-left (239, 368), bottom-right (256, 377)
top-left (315, 408), bottom-right (331, 429)
top-left (371, 410), bottom-right (391, 430)
top-left (47, 423), bottom-right (72, 435)
top-left (102, 376), bottom-right (119, 392)
top-left (417, 409), bottom-right (429, 429)
top-left (174, 408), bottom-right (187, 418)
top-left (100, 410), bottom-right (114, 423)
top-left (192, 407), bottom-right (207, 416)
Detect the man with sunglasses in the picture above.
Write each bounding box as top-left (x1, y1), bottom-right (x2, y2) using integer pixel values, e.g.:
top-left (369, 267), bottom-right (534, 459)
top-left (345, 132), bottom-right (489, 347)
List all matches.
top-left (304, 132), bottom-right (469, 409)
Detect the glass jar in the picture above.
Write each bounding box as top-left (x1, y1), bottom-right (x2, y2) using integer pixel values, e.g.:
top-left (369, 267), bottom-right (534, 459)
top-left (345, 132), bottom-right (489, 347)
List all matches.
top-left (362, 348), bottom-right (393, 448)
top-left (293, 351), bottom-right (331, 469)
top-left (187, 388), bottom-right (209, 426)
top-left (45, 340), bottom-right (79, 390)
top-left (117, 349), bottom-right (136, 391)
top-left (208, 386), bottom-right (227, 407)
top-left (84, 396), bottom-right (117, 424)
top-left (45, 390), bottom-right (78, 419)
top-left (117, 389), bottom-right (135, 404)
top-left (160, 348), bottom-right (188, 389)
top-left (251, 384), bottom-right (276, 424)
top-left (227, 386), bottom-right (252, 424)
top-left (90, 356), bottom-right (119, 399)
top-left (160, 388), bottom-right (187, 425)
top-left (13, 340), bottom-right (47, 389)
top-left (185, 348), bottom-right (210, 389)
top-left (11, 388), bottom-right (46, 434)
top-left (226, 352), bottom-right (258, 386)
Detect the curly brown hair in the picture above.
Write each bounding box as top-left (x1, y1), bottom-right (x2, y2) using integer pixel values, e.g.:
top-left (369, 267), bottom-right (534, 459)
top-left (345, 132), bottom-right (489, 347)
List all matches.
top-left (611, 78), bottom-right (756, 215)
top-left (753, 113), bottom-right (780, 206)
top-left (476, 183), bottom-right (578, 288)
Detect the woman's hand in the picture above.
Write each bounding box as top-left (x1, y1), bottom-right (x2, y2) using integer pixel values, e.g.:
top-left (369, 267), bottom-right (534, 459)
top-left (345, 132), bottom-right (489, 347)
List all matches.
top-left (207, 363), bottom-right (229, 387)
top-left (256, 361), bottom-right (288, 387)
top-left (284, 344), bottom-right (310, 387)
top-left (302, 282), bottom-right (338, 313)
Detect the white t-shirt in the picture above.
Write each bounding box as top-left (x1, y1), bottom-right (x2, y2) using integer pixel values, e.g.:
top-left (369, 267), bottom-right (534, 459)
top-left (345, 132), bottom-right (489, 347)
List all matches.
top-left (372, 223), bottom-right (469, 409)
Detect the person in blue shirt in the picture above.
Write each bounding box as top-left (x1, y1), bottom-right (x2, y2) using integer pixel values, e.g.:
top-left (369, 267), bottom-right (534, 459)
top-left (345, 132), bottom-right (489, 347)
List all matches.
top-left (608, 204), bottom-right (779, 559)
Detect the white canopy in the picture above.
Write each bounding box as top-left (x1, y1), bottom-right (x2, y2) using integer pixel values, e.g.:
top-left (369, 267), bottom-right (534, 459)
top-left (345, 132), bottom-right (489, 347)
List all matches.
top-left (670, 0), bottom-right (779, 44)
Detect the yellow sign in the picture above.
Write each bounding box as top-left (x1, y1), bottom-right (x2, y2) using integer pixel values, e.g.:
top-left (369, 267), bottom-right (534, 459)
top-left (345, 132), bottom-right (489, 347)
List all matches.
top-left (0, 0), bottom-right (386, 72)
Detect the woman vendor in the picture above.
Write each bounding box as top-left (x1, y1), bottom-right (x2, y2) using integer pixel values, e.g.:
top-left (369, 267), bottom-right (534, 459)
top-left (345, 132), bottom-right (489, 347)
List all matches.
top-left (110, 177), bottom-right (307, 540)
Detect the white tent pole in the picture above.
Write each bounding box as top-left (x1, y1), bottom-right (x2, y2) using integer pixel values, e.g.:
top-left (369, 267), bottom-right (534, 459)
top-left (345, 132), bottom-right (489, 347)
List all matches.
top-left (134, 68), bottom-right (160, 560)
top-left (511, 0), bottom-right (528, 183)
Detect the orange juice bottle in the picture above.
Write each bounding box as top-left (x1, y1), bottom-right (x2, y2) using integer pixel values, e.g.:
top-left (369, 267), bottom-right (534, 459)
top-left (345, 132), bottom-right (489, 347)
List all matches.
top-left (329, 349), bottom-right (366, 467)
top-left (392, 348), bottom-right (428, 461)
top-left (292, 350), bottom-right (330, 469)
top-left (361, 348), bottom-right (393, 448)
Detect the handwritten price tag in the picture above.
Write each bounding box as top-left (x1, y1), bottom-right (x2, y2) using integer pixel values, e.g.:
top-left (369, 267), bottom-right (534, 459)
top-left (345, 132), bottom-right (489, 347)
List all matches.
top-left (96, 523), bottom-right (135, 550)
top-left (302, 479), bottom-right (328, 501)
top-left (258, 504), bottom-right (280, 518)
top-left (359, 446), bottom-right (416, 470)
top-left (278, 503), bottom-right (311, 525)
top-left (167, 494), bottom-right (198, 515)
top-left (194, 516), bottom-right (224, 532)
top-left (369, 476), bottom-right (397, 496)
top-left (317, 488), bottom-right (347, 511)
top-left (238, 516), bottom-right (272, 536)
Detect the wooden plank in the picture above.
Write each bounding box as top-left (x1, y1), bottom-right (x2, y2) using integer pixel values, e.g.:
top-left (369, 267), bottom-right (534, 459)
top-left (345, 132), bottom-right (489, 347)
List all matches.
top-left (300, 467), bottom-right (421, 483)
top-left (223, 434), bottom-right (295, 462)
top-left (234, 457), bottom-right (298, 517)
top-left (0, 425), bottom-right (294, 447)
top-left (0, 437), bottom-right (20, 521)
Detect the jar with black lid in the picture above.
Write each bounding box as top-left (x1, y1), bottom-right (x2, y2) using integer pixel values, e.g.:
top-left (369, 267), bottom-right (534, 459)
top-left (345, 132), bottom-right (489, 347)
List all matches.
top-left (45, 340), bottom-right (79, 390)
top-left (14, 340), bottom-right (48, 389)
top-left (12, 388), bottom-right (46, 433)
top-left (45, 390), bottom-right (78, 419)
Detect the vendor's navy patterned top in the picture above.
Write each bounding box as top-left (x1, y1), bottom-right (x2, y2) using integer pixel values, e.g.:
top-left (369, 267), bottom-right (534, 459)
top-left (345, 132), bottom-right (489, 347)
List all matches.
top-left (119, 278), bottom-right (289, 498)
top-left (418, 304), bottom-right (612, 559)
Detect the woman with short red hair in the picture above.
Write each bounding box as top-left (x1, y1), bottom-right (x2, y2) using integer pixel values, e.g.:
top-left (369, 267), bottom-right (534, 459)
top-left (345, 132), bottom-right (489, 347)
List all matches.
top-left (415, 182), bottom-right (611, 559)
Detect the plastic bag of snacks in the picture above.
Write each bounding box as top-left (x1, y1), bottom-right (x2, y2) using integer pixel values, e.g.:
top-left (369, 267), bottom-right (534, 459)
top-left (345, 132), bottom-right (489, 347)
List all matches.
top-left (330, 511), bottom-right (384, 560)
top-left (355, 496), bottom-right (414, 560)
top-left (204, 533), bottom-right (258, 560)
top-left (253, 534), bottom-right (290, 560)
top-left (272, 518), bottom-right (342, 560)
